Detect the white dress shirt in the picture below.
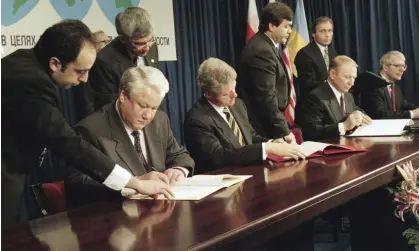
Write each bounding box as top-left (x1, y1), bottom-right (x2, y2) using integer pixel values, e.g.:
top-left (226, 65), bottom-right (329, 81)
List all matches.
top-left (327, 81), bottom-right (348, 135)
top-left (207, 100), bottom-right (268, 160)
top-left (135, 56), bottom-right (145, 66)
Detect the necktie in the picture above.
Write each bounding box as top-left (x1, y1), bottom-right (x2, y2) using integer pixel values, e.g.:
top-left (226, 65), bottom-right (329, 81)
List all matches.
top-left (223, 107), bottom-right (244, 146)
top-left (324, 48), bottom-right (329, 69)
top-left (38, 147), bottom-right (48, 167)
top-left (340, 94), bottom-right (347, 115)
top-left (131, 131), bottom-right (151, 171)
top-left (391, 84), bottom-right (397, 112)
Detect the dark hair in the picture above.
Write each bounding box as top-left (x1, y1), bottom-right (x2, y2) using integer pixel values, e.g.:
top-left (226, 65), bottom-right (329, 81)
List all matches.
top-left (311, 16), bottom-right (333, 35)
top-left (35, 19), bottom-right (94, 69)
top-left (259, 2), bottom-right (293, 33)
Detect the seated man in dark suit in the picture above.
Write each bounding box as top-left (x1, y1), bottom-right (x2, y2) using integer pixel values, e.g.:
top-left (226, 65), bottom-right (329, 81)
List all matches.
top-left (295, 16), bottom-right (337, 101)
top-left (361, 51), bottom-right (419, 119)
top-left (66, 66), bottom-right (194, 208)
top-left (184, 58), bottom-right (306, 174)
top-left (297, 55), bottom-right (371, 141)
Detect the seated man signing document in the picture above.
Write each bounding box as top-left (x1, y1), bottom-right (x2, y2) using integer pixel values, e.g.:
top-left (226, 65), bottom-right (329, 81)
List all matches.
top-left (297, 55), bottom-right (372, 141)
top-left (66, 66), bottom-right (194, 208)
top-left (184, 58), bottom-right (306, 174)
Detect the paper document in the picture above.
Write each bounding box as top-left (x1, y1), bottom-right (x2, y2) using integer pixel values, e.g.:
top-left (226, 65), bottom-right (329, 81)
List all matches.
top-left (129, 175), bottom-right (252, 201)
top-left (346, 119), bottom-right (412, 137)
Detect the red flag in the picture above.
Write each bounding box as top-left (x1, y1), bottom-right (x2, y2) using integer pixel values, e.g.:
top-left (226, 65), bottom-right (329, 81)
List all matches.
top-left (246, 0), bottom-right (259, 43)
top-left (282, 46), bottom-right (297, 126)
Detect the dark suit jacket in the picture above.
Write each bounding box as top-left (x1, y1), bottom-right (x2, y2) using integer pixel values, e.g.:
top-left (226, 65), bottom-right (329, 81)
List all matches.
top-left (237, 32), bottom-right (291, 138)
top-left (184, 97), bottom-right (268, 174)
top-left (89, 37), bottom-right (159, 110)
top-left (296, 82), bottom-right (361, 141)
top-left (295, 41), bottom-right (337, 101)
top-left (66, 103), bottom-right (194, 207)
top-left (361, 84), bottom-right (417, 119)
top-left (1, 48), bottom-right (115, 229)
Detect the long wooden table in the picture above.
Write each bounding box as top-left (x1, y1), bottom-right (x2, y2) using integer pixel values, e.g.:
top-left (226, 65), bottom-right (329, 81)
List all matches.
top-left (3, 135), bottom-right (419, 251)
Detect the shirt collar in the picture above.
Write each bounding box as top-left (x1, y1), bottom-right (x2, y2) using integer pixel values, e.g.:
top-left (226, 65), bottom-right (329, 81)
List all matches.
top-left (315, 41), bottom-right (328, 54)
top-left (206, 98), bottom-right (226, 114)
top-left (327, 80), bottom-right (344, 101)
top-left (264, 33), bottom-right (281, 50)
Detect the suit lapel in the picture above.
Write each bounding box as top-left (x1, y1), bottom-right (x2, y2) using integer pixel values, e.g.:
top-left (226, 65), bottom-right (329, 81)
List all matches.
top-left (383, 86), bottom-right (393, 111)
top-left (108, 104), bottom-right (148, 175)
top-left (143, 124), bottom-right (162, 171)
top-left (310, 43), bottom-right (328, 77)
top-left (323, 83), bottom-right (343, 123)
top-left (200, 98), bottom-right (242, 148)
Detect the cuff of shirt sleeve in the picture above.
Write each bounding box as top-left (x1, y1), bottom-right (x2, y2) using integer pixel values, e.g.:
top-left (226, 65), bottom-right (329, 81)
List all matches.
top-left (172, 167), bottom-right (189, 177)
top-left (262, 142), bottom-right (267, 160)
top-left (410, 110), bottom-right (413, 118)
top-left (338, 123), bottom-right (345, 136)
top-left (103, 164), bottom-right (132, 191)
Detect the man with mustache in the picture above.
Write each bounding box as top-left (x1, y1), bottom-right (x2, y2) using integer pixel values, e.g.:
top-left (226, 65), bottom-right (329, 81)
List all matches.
top-left (297, 55), bottom-right (372, 141)
top-left (361, 51), bottom-right (419, 119)
top-left (295, 16), bottom-right (337, 101)
top-left (237, 2), bottom-right (296, 143)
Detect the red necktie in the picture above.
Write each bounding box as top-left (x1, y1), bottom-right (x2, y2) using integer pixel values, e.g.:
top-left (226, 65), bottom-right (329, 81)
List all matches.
top-left (340, 94), bottom-right (346, 115)
top-left (391, 84), bottom-right (397, 112)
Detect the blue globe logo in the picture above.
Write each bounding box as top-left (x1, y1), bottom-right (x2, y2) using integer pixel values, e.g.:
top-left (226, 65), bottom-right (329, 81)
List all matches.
top-left (50, 0), bottom-right (93, 20)
top-left (97, 0), bottom-right (142, 26)
top-left (1, 0), bottom-right (40, 26)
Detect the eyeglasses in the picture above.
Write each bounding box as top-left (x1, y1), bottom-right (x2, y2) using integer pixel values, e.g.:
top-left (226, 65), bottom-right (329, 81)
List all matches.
top-left (388, 64), bottom-right (407, 70)
top-left (130, 36), bottom-right (155, 48)
top-left (96, 39), bottom-right (110, 45)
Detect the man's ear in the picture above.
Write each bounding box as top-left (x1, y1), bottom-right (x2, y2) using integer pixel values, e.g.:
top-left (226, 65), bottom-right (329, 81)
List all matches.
top-left (49, 57), bottom-right (61, 73)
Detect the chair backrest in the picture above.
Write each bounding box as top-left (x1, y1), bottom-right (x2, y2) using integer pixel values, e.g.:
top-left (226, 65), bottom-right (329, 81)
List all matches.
top-left (30, 181), bottom-right (66, 216)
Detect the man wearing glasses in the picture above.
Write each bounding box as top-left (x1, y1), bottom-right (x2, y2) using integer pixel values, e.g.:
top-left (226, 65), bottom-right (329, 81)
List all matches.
top-left (361, 51), bottom-right (418, 119)
top-left (89, 7), bottom-right (159, 111)
top-left (92, 30), bottom-right (110, 52)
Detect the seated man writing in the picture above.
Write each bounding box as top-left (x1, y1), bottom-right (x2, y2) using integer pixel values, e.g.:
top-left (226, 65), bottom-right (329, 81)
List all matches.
top-left (296, 55), bottom-right (372, 141)
top-left (66, 66), bottom-right (194, 208)
top-left (184, 58), bottom-right (306, 174)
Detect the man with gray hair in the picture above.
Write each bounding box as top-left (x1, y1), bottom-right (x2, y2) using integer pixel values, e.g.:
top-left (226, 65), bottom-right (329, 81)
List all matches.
top-left (361, 50), bottom-right (418, 119)
top-left (89, 7), bottom-right (159, 111)
top-left (91, 30), bottom-right (110, 52)
top-left (184, 58), bottom-right (306, 174)
top-left (66, 66), bottom-right (193, 208)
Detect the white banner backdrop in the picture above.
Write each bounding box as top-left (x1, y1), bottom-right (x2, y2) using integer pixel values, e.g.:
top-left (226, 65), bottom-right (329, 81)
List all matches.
top-left (1, 0), bottom-right (177, 61)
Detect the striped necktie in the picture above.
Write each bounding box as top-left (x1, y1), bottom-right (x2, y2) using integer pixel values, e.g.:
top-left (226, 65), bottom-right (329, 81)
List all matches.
top-left (223, 107), bottom-right (244, 146)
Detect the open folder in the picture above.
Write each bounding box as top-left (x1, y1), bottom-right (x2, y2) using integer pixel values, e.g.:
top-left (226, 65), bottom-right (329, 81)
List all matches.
top-left (129, 175), bottom-right (252, 201)
top-left (346, 119), bottom-right (412, 137)
top-left (267, 141), bottom-right (366, 162)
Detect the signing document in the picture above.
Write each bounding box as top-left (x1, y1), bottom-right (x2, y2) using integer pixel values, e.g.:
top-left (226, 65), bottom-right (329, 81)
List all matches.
top-left (129, 175), bottom-right (252, 201)
top-left (346, 119), bottom-right (412, 137)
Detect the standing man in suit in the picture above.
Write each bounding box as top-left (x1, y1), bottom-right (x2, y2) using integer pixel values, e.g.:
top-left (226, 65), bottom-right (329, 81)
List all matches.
top-left (237, 2), bottom-right (296, 142)
top-left (1, 20), bottom-right (172, 229)
top-left (184, 58), bottom-right (306, 174)
top-left (295, 16), bottom-right (337, 101)
top-left (92, 30), bottom-right (110, 52)
top-left (89, 7), bottom-right (159, 111)
top-left (297, 56), bottom-right (371, 141)
top-left (66, 66), bottom-right (194, 208)
top-left (361, 51), bottom-right (419, 119)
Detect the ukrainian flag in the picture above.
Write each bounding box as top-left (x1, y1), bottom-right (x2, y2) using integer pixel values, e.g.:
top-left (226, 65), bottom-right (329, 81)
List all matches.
top-left (287, 0), bottom-right (309, 76)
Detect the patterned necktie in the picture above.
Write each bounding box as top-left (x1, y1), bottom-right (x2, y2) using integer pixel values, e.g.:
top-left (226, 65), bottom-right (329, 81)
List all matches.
top-left (223, 107), bottom-right (244, 146)
top-left (131, 131), bottom-right (151, 171)
top-left (324, 47), bottom-right (329, 69)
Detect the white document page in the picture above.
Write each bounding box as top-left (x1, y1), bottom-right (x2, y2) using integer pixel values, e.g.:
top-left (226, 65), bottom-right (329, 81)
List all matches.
top-left (346, 119), bottom-right (411, 137)
top-left (129, 175), bottom-right (252, 201)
